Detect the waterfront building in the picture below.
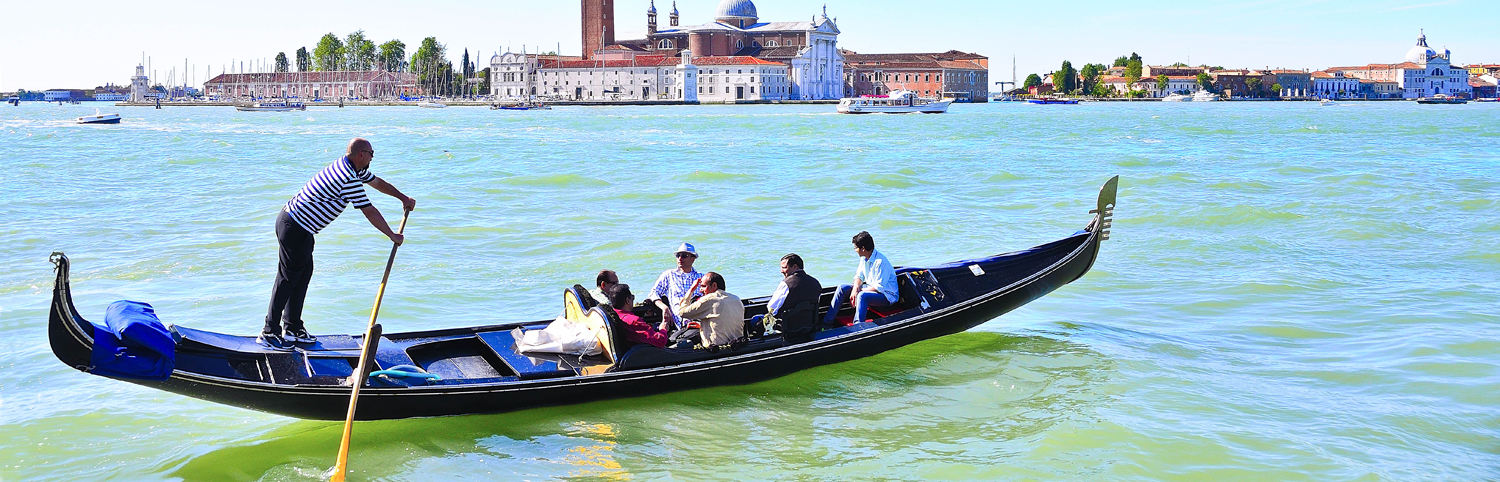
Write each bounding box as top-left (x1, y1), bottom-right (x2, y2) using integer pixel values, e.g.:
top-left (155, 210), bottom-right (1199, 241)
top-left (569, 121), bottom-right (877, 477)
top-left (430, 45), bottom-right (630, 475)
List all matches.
top-left (843, 50), bottom-right (989, 102)
top-left (1471, 78), bottom-right (1497, 98)
top-left (1311, 71), bottom-right (1361, 99)
top-left (1269, 70), bottom-right (1311, 98)
top-left (1210, 70), bottom-right (1274, 98)
top-left (1097, 75), bottom-right (1200, 97)
top-left (1327, 32), bottom-right (1472, 99)
top-left (1143, 65), bottom-right (1208, 78)
top-left (492, 48), bottom-right (786, 102)
top-left (582, 0), bottom-right (845, 100)
top-left (44, 90), bottom-right (84, 101)
top-left (202, 71), bottom-right (415, 100)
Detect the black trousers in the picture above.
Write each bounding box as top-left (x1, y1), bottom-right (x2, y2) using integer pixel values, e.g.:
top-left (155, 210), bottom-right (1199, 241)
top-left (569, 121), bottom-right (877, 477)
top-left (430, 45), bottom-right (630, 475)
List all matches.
top-left (265, 210), bottom-right (315, 334)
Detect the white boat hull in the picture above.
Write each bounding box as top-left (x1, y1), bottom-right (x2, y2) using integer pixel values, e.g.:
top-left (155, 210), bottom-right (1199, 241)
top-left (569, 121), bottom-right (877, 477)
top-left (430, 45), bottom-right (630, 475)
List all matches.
top-left (76, 114), bottom-right (121, 124)
top-left (838, 99), bottom-right (952, 114)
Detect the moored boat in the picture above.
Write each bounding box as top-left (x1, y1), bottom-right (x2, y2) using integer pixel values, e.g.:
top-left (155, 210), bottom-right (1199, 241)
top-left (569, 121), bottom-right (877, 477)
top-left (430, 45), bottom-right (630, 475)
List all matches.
top-left (47, 177), bottom-right (1119, 420)
top-left (236, 99), bottom-right (306, 112)
top-left (1162, 93), bottom-right (1191, 102)
top-left (1027, 97), bottom-right (1079, 105)
top-left (1191, 91), bottom-right (1220, 102)
top-left (1416, 94), bottom-right (1467, 104)
top-left (837, 90), bottom-right (952, 114)
top-left (76, 110), bottom-right (122, 124)
top-left (492, 100), bottom-right (551, 110)
top-left (417, 100), bottom-right (447, 108)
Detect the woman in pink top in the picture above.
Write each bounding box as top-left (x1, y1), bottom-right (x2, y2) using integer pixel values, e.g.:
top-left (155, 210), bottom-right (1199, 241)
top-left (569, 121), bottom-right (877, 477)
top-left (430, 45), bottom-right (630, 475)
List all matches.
top-left (607, 284), bottom-right (669, 349)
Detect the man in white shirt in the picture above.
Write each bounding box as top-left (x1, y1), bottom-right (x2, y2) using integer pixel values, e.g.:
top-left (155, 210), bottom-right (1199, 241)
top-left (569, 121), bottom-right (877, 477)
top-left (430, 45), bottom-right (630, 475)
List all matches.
top-left (823, 231), bottom-right (898, 326)
top-left (648, 243), bottom-right (704, 328)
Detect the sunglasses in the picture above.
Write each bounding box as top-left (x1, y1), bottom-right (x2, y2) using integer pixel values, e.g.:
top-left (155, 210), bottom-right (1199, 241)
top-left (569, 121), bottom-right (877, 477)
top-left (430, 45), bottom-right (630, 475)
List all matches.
top-left (675, 253), bottom-right (695, 259)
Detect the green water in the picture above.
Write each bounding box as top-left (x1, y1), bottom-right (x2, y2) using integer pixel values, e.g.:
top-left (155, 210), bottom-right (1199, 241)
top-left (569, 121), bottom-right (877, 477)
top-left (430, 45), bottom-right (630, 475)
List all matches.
top-left (1, 101), bottom-right (1497, 481)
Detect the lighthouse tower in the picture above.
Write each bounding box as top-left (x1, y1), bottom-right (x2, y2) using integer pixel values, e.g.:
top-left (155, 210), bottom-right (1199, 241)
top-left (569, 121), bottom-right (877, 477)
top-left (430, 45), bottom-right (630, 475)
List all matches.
top-left (130, 65), bottom-right (149, 103)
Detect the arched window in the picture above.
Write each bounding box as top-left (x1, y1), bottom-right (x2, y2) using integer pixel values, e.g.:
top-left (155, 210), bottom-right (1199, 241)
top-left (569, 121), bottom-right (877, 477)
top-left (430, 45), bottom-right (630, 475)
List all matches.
top-left (767, 40), bottom-right (778, 47)
top-left (659, 39), bottom-right (674, 49)
top-left (736, 39), bottom-right (744, 50)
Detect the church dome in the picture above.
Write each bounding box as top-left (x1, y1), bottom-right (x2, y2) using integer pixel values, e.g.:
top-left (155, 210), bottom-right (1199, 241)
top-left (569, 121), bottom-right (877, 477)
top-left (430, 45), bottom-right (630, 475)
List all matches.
top-left (1405, 33), bottom-right (1436, 64)
top-left (714, 0), bottom-right (758, 23)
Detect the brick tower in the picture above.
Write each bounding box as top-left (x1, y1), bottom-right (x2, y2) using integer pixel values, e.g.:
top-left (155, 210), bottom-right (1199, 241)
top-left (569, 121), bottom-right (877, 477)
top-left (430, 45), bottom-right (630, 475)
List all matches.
top-left (582, 0), bottom-right (614, 60)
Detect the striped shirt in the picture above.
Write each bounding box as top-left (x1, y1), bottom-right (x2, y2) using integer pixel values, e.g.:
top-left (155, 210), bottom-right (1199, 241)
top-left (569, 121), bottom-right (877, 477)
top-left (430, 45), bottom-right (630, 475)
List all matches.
top-left (284, 157), bottom-right (375, 234)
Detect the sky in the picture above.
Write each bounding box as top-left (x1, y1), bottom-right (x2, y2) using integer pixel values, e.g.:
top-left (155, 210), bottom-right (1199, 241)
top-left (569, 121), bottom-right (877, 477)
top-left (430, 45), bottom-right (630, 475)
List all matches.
top-left (1, 0), bottom-right (1494, 91)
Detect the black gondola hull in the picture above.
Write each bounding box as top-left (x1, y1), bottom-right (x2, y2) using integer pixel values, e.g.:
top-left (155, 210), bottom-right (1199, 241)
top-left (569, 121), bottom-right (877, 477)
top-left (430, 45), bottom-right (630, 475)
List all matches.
top-left (48, 178), bottom-right (1118, 420)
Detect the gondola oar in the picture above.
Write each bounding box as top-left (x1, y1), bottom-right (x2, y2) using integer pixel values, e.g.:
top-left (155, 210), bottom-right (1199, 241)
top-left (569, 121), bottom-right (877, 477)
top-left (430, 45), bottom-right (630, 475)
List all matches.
top-left (330, 208), bottom-right (411, 482)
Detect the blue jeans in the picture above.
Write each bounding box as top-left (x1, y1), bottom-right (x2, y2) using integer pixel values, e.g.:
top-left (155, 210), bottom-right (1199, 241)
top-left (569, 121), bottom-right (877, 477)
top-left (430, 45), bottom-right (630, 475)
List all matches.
top-left (824, 284), bottom-right (892, 325)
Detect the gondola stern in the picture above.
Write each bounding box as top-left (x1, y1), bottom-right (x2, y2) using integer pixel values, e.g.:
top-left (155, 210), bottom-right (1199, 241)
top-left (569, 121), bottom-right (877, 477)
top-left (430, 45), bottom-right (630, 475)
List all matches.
top-left (49, 252), bottom-right (97, 371)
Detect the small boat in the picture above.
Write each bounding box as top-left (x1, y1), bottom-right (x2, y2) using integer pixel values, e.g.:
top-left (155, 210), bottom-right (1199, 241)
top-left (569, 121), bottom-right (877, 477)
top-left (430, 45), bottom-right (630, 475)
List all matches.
top-left (492, 100), bottom-right (551, 110)
top-left (1416, 94), bottom-right (1467, 105)
top-left (837, 90), bottom-right (952, 113)
top-left (1191, 92), bottom-right (1220, 102)
top-left (46, 177), bottom-right (1119, 420)
top-left (1320, 98), bottom-right (1336, 106)
top-left (417, 100), bottom-right (447, 108)
top-left (76, 110), bottom-right (121, 124)
top-left (1162, 93), bottom-right (1191, 102)
top-left (1474, 98), bottom-right (1498, 103)
top-left (236, 99), bottom-right (306, 112)
top-left (1027, 97), bottom-right (1079, 105)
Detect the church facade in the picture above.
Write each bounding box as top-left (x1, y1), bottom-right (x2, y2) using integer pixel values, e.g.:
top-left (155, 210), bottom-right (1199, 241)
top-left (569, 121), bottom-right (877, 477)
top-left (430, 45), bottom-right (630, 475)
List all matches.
top-left (1329, 32), bottom-right (1472, 99)
top-left (558, 0), bottom-right (844, 100)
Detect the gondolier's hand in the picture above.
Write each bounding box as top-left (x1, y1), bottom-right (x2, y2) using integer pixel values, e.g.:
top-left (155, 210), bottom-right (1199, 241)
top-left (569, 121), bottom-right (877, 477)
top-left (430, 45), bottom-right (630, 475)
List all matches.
top-left (389, 233), bottom-right (404, 245)
top-left (402, 196), bottom-right (416, 211)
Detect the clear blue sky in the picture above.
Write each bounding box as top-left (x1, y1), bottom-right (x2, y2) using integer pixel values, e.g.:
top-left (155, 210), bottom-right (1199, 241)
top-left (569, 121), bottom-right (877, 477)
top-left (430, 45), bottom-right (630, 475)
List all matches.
top-left (1, 0), bottom-right (1493, 91)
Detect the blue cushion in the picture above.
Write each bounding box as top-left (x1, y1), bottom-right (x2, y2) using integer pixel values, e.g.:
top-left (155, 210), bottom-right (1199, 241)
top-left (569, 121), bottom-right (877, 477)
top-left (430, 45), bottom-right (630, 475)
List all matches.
top-left (89, 301), bottom-right (176, 380)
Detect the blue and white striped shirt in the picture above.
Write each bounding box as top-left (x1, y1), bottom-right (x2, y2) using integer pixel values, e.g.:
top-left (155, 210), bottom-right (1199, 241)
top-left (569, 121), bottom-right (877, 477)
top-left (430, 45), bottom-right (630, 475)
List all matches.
top-left (285, 157), bottom-right (375, 234)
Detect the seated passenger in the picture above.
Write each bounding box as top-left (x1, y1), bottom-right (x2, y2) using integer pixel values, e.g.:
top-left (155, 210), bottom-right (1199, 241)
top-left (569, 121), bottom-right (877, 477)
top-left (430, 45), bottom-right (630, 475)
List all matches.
top-left (606, 284), bottom-right (669, 349)
top-left (822, 231), bottom-right (898, 327)
top-left (648, 243), bottom-right (705, 329)
top-left (676, 272), bottom-right (745, 347)
top-left (589, 269), bottom-right (618, 307)
top-left (766, 253), bottom-right (822, 343)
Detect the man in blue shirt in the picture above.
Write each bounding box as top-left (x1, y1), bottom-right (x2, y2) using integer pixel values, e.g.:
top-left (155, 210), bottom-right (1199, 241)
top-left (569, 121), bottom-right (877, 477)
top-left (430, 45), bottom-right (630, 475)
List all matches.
top-left (648, 243), bottom-right (705, 328)
top-left (823, 231), bottom-right (898, 326)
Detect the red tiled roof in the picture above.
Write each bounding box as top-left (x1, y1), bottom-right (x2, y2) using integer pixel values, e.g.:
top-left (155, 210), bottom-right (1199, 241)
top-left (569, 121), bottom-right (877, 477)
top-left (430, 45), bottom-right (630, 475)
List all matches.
top-left (691, 56), bottom-right (785, 66)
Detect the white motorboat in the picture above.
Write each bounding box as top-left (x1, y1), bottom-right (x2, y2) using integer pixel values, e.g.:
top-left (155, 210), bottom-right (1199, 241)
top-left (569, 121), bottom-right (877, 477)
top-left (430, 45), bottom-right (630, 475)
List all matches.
top-left (236, 99), bottom-right (306, 112)
top-left (1191, 91), bottom-right (1220, 102)
top-left (76, 110), bottom-right (121, 124)
top-left (1320, 98), bottom-right (1336, 106)
top-left (1162, 93), bottom-right (1191, 102)
top-left (837, 90), bottom-right (951, 114)
top-left (417, 100), bottom-right (447, 108)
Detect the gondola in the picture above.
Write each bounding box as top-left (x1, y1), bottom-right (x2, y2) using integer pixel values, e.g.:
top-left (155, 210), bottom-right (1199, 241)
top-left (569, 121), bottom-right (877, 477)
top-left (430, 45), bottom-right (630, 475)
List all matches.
top-left (48, 177), bottom-right (1118, 420)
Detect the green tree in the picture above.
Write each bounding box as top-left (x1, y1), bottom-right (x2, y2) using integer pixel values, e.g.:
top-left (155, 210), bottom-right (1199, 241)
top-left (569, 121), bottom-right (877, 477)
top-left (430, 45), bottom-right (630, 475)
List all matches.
top-left (1080, 63), bottom-right (1103, 94)
top-left (1125, 57), bottom-right (1143, 87)
top-left (462, 49), bottom-right (473, 79)
top-left (1271, 83), bottom-right (1282, 97)
top-left (1197, 72), bottom-right (1215, 93)
top-left (1171, 62), bottom-right (1188, 67)
top-left (1156, 74), bottom-right (1170, 92)
top-left (274, 52), bottom-right (289, 73)
top-left (313, 33), bottom-right (344, 71)
top-left (1057, 60), bottom-right (1077, 94)
top-left (1113, 55), bottom-right (1129, 67)
top-left (1090, 82), bottom-right (1111, 97)
top-left (295, 47), bottom-right (310, 72)
top-left (1246, 77), bottom-right (1262, 97)
top-left (378, 40), bottom-right (406, 72)
top-left (479, 67), bottom-right (491, 96)
top-left (411, 37), bottom-right (448, 94)
top-left (345, 30), bottom-right (376, 71)
top-left (1024, 73), bottom-right (1042, 89)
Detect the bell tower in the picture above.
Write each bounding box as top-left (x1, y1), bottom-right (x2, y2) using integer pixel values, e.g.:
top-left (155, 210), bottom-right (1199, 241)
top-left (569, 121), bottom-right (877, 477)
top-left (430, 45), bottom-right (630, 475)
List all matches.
top-left (582, 0), bottom-right (614, 60)
top-left (647, 1), bottom-right (657, 35)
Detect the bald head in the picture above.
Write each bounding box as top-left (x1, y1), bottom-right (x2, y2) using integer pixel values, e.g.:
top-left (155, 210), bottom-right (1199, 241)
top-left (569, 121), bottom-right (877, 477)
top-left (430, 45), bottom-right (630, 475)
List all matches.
top-left (346, 138), bottom-right (374, 169)
top-left (347, 138), bottom-right (371, 155)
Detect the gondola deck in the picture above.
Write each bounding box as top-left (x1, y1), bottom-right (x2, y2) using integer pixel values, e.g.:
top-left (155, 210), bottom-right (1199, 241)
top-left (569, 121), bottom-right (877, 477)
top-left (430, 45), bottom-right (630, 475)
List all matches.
top-left (49, 177), bottom-right (1118, 420)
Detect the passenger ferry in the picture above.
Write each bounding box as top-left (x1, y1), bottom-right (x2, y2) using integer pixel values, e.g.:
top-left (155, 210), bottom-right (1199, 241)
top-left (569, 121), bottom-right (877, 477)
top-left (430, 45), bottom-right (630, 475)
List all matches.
top-left (837, 90), bottom-right (951, 114)
top-left (235, 99), bottom-right (306, 112)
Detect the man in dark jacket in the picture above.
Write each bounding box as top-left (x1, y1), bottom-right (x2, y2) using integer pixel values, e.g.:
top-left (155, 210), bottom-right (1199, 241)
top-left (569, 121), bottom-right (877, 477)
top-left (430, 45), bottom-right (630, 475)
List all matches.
top-left (766, 253), bottom-right (822, 343)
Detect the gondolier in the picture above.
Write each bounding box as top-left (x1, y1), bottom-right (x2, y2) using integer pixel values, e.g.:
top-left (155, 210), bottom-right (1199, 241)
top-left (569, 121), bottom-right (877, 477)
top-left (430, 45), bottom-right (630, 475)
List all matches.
top-left (261, 138), bottom-right (416, 349)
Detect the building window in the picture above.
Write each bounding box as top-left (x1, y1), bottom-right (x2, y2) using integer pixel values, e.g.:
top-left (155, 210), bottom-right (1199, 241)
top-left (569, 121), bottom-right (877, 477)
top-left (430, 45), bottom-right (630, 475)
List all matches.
top-left (767, 40), bottom-right (778, 47)
top-left (660, 39), bottom-right (674, 49)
